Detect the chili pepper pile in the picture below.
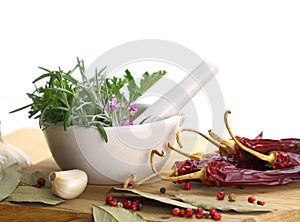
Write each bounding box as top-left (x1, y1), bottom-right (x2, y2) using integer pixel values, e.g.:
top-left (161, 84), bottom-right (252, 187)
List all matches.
top-left (158, 110), bottom-right (300, 187)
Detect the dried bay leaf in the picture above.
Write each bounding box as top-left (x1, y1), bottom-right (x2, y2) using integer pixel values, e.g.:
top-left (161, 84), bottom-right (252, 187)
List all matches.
top-left (6, 186), bottom-right (64, 205)
top-left (93, 205), bottom-right (145, 222)
top-left (0, 164), bottom-right (22, 201)
top-left (176, 194), bottom-right (273, 212)
top-left (20, 171), bottom-right (43, 184)
top-left (111, 187), bottom-right (197, 209)
top-left (20, 171), bottom-right (50, 187)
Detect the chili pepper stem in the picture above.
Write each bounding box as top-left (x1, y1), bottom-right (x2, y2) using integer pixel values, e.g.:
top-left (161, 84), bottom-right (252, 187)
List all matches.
top-left (150, 149), bottom-right (165, 173)
top-left (224, 110), bottom-right (277, 165)
top-left (176, 129), bottom-right (184, 148)
top-left (127, 149), bottom-right (176, 188)
top-left (167, 142), bottom-right (203, 160)
top-left (132, 170), bottom-right (175, 188)
top-left (208, 130), bottom-right (236, 155)
top-left (163, 167), bottom-right (207, 183)
top-left (177, 128), bottom-right (222, 148)
top-left (123, 173), bottom-right (136, 188)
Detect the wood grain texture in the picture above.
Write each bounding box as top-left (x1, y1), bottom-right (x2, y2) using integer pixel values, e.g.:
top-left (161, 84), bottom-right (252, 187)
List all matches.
top-left (0, 203), bottom-right (92, 222)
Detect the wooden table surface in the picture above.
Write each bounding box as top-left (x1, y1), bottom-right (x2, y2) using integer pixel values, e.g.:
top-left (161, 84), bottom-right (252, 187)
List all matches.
top-left (1, 128), bottom-right (300, 222)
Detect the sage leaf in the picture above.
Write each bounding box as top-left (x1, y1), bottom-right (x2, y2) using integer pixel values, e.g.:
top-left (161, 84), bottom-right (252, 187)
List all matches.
top-left (93, 205), bottom-right (145, 222)
top-left (176, 194), bottom-right (273, 212)
top-left (111, 187), bottom-right (197, 209)
top-left (7, 186), bottom-right (65, 205)
top-left (0, 164), bottom-right (22, 201)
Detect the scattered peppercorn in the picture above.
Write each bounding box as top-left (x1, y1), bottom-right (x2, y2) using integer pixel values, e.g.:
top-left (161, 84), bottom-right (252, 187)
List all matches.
top-left (171, 206), bottom-right (223, 219)
top-left (213, 212), bottom-right (222, 220)
top-left (217, 191), bottom-right (225, 200)
top-left (196, 208), bottom-right (204, 214)
top-left (172, 207), bottom-right (180, 216)
top-left (257, 200), bottom-right (265, 206)
top-left (105, 195), bottom-right (114, 205)
top-left (131, 201), bottom-right (139, 206)
top-left (37, 177), bottom-right (46, 187)
top-left (160, 187), bottom-right (166, 194)
top-left (123, 200), bottom-right (132, 209)
top-left (130, 204), bottom-right (138, 211)
top-left (105, 196), bottom-right (143, 211)
top-left (183, 182), bottom-right (191, 190)
top-left (228, 193), bottom-right (236, 201)
top-left (204, 212), bottom-right (210, 218)
top-left (185, 208), bottom-right (194, 217)
top-left (209, 209), bottom-right (217, 217)
top-left (109, 200), bottom-right (117, 207)
top-left (248, 196), bottom-right (256, 203)
top-left (179, 209), bottom-right (186, 217)
top-left (137, 203), bottom-right (143, 211)
top-left (196, 212), bottom-right (204, 219)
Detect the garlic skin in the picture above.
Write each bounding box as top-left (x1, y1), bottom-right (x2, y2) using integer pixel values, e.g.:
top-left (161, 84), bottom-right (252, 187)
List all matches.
top-left (49, 169), bottom-right (88, 200)
top-left (0, 124), bottom-right (32, 180)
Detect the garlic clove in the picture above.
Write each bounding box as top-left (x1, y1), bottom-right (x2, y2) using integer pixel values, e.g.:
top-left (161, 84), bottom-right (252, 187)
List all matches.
top-left (49, 169), bottom-right (88, 200)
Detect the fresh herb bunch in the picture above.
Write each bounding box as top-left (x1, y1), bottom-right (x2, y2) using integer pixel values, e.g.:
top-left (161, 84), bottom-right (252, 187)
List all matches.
top-left (10, 58), bottom-right (167, 142)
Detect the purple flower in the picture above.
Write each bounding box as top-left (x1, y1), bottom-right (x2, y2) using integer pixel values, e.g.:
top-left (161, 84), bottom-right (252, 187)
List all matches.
top-left (129, 102), bottom-right (138, 113)
top-left (121, 120), bottom-right (134, 126)
top-left (106, 98), bottom-right (120, 110)
top-left (105, 98), bottom-right (138, 126)
top-left (110, 98), bottom-right (120, 109)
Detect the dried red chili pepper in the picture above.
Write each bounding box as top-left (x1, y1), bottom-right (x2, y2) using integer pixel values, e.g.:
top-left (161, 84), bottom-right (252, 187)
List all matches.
top-left (225, 145), bottom-right (300, 170)
top-left (144, 110), bottom-right (300, 187)
top-left (223, 110), bottom-right (300, 170)
top-left (237, 136), bottom-right (300, 154)
top-left (168, 156), bottom-right (300, 186)
top-left (204, 160), bottom-right (300, 186)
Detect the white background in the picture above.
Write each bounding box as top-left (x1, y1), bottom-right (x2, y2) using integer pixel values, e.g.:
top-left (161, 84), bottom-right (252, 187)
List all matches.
top-left (1, 0), bottom-right (300, 139)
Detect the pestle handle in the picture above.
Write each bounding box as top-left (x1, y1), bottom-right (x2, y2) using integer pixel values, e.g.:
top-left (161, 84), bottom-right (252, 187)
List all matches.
top-left (134, 62), bottom-right (218, 124)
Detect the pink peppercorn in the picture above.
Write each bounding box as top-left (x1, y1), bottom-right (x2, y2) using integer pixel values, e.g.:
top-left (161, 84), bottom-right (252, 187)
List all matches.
top-left (183, 182), bottom-right (191, 190)
top-left (257, 200), bottom-right (265, 206)
top-left (248, 196), bottom-right (256, 203)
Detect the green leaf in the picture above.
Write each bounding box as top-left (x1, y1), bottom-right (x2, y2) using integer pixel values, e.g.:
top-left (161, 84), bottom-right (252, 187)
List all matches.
top-left (0, 164), bottom-right (22, 201)
top-left (111, 187), bottom-right (197, 209)
top-left (124, 69), bottom-right (167, 101)
top-left (124, 69), bottom-right (141, 100)
top-left (37, 66), bottom-right (52, 73)
top-left (139, 70), bottom-right (167, 96)
top-left (32, 72), bottom-right (55, 83)
top-left (9, 104), bottom-right (33, 114)
top-left (62, 74), bottom-right (78, 85)
top-left (93, 205), bottom-right (145, 222)
top-left (43, 87), bottom-right (74, 96)
top-left (6, 186), bottom-right (65, 205)
top-left (176, 194), bottom-right (273, 212)
top-left (96, 124), bottom-right (108, 142)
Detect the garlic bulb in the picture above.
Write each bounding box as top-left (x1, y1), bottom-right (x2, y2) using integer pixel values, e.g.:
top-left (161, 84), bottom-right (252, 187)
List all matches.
top-left (49, 169), bottom-right (88, 199)
top-left (0, 123), bottom-right (32, 180)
